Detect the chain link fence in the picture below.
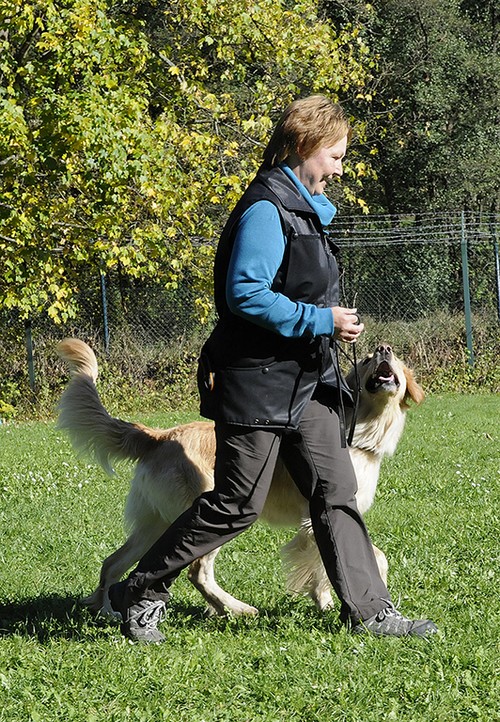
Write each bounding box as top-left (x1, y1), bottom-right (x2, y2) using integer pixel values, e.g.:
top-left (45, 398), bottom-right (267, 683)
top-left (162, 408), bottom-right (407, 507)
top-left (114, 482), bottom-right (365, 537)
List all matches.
top-left (336, 210), bottom-right (499, 366)
top-left (1, 210), bottom-right (499, 415)
top-left (336, 211), bottom-right (499, 319)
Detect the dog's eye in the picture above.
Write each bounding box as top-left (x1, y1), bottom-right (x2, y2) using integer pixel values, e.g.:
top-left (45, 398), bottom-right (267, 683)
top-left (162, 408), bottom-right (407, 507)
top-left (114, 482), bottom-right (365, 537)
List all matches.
top-left (362, 358), bottom-right (371, 365)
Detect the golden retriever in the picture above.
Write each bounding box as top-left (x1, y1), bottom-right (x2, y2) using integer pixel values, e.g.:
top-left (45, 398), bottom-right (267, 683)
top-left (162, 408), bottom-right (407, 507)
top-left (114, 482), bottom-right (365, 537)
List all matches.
top-left (57, 339), bottom-right (424, 617)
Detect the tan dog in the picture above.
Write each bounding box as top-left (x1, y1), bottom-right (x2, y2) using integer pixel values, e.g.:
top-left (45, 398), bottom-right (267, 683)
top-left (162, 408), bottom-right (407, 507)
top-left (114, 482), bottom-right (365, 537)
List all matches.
top-left (57, 339), bottom-right (424, 617)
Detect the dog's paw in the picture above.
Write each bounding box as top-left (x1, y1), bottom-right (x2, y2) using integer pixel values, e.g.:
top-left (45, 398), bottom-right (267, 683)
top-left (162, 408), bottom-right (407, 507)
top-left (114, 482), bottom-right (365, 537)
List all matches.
top-left (95, 596), bottom-right (122, 623)
top-left (80, 589), bottom-right (122, 622)
top-left (204, 602), bottom-right (259, 617)
top-left (231, 602), bottom-right (259, 617)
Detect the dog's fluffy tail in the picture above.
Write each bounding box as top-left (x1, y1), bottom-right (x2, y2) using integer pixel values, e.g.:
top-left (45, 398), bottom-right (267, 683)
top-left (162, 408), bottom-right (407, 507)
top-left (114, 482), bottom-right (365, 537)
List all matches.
top-left (57, 338), bottom-right (161, 475)
top-left (57, 338), bottom-right (99, 382)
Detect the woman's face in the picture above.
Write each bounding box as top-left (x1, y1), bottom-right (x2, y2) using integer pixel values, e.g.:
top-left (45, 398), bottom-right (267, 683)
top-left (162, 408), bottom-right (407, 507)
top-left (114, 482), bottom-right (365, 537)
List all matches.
top-left (289, 135), bottom-right (347, 196)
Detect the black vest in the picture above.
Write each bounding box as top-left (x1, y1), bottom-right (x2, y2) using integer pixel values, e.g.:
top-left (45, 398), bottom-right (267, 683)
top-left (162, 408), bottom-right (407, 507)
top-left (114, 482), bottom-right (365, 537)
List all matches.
top-left (198, 166), bottom-right (352, 428)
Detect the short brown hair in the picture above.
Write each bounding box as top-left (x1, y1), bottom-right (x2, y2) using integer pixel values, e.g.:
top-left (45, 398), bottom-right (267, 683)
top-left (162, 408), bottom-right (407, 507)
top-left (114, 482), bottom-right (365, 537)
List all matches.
top-left (262, 95), bottom-right (351, 169)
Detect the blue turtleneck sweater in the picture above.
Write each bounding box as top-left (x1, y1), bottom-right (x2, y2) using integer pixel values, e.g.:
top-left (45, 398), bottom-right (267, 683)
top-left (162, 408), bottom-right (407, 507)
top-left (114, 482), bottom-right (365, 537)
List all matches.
top-left (225, 164), bottom-right (337, 338)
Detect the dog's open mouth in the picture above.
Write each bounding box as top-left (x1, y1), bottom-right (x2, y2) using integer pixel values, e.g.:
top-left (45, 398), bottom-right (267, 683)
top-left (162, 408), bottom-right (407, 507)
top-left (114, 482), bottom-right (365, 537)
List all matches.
top-left (366, 360), bottom-right (400, 392)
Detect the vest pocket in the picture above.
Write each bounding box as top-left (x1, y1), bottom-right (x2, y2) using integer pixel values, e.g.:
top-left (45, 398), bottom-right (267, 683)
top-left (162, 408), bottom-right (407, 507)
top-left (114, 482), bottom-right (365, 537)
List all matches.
top-left (216, 359), bottom-right (314, 428)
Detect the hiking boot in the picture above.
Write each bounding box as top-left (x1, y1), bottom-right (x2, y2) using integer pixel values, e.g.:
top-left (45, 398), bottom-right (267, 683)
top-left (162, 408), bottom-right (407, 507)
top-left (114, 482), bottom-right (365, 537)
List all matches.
top-left (351, 603), bottom-right (438, 638)
top-left (109, 581), bottom-right (166, 644)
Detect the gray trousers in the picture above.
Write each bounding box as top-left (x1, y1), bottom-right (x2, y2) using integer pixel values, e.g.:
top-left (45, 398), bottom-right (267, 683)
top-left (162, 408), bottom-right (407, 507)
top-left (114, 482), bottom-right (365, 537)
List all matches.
top-left (124, 398), bottom-right (390, 624)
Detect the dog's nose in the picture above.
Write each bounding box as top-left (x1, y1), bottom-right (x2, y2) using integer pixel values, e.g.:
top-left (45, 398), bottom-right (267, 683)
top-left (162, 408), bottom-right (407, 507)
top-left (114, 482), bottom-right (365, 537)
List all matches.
top-left (376, 344), bottom-right (392, 358)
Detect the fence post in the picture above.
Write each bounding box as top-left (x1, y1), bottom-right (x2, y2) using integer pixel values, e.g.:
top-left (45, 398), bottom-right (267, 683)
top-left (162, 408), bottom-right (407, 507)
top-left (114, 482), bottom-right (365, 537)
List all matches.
top-left (25, 318), bottom-right (36, 392)
top-left (492, 225), bottom-right (500, 323)
top-left (100, 269), bottom-right (110, 354)
top-left (460, 211), bottom-right (474, 367)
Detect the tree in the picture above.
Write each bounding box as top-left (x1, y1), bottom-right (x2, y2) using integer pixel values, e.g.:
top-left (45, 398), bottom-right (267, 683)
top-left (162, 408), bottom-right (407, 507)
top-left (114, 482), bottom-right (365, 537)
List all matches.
top-left (0, 0), bottom-right (376, 322)
top-left (321, 0), bottom-right (500, 214)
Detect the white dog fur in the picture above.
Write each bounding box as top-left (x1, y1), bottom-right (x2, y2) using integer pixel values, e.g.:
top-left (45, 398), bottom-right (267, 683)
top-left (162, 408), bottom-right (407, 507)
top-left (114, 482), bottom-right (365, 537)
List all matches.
top-left (57, 339), bottom-right (424, 617)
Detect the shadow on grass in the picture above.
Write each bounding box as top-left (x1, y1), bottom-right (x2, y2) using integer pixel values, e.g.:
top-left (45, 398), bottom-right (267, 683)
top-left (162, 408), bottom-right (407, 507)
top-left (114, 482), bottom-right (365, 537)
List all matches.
top-left (0, 593), bottom-right (207, 642)
top-left (0, 593), bottom-right (96, 642)
top-left (0, 593), bottom-right (334, 643)
top-left (165, 596), bottom-right (338, 635)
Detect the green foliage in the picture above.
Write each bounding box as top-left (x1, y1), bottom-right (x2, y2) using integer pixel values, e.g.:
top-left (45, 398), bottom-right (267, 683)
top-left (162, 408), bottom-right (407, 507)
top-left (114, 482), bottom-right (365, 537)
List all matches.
top-left (323, 0), bottom-right (500, 213)
top-left (0, 399), bottom-right (16, 419)
top-left (0, 0), bottom-right (158, 320)
top-left (0, 396), bottom-right (499, 720)
top-left (0, 0), bottom-right (376, 323)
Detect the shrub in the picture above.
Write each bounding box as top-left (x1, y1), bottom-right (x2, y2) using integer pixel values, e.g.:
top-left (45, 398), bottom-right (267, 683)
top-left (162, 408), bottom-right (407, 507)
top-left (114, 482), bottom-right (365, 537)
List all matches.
top-left (1, 311), bottom-right (498, 420)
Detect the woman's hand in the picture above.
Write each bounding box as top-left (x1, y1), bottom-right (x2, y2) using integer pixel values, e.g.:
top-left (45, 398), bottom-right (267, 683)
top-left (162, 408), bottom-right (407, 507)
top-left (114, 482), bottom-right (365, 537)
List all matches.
top-left (331, 306), bottom-right (364, 343)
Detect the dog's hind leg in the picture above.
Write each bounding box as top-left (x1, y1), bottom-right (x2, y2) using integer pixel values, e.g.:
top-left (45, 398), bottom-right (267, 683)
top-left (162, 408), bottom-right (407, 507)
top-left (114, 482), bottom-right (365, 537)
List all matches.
top-left (372, 544), bottom-right (388, 585)
top-left (188, 549), bottom-right (258, 617)
top-left (304, 540), bottom-right (388, 608)
top-left (281, 524), bottom-right (335, 612)
top-left (282, 524), bottom-right (389, 612)
top-left (81, 518), bottom-right (168, 616)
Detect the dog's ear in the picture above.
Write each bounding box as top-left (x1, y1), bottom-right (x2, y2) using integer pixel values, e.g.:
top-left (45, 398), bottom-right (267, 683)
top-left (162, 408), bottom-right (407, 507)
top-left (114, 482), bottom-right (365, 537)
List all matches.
top-left (401, 365), bottom-right (425, 407)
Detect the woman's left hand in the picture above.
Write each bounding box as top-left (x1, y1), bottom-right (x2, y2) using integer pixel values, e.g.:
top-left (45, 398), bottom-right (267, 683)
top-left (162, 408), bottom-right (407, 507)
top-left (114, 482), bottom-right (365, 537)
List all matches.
top-left (331, 306), bottom-right (365, 343)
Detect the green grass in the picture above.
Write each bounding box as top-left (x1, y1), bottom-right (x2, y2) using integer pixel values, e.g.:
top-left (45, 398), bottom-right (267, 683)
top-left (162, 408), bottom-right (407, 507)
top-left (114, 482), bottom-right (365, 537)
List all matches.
top-left (0, 395), bottom-right (498, 721)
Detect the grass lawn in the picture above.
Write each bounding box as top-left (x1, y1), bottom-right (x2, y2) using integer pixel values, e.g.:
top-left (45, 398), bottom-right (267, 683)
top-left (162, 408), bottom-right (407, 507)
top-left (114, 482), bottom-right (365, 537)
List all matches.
top-left (0, 394), bottom-right (498, 721)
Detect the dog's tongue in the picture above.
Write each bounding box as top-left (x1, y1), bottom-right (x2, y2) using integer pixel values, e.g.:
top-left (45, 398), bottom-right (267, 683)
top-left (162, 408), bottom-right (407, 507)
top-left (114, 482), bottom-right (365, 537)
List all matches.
top-left (376, 361), bottom-right (394, 383)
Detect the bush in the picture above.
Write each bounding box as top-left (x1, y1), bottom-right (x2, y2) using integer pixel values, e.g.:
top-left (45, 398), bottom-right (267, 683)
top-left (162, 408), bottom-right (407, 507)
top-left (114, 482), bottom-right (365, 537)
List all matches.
top-left (0, 311), bottom-right (498, 421)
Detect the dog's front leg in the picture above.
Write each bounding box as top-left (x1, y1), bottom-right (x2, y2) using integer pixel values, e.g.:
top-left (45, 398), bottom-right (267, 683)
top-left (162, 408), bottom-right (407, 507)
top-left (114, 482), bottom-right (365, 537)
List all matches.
top-left (81, 521), bottom-right (168, 617)
top-left (188, 550), bottom-right (258, 617)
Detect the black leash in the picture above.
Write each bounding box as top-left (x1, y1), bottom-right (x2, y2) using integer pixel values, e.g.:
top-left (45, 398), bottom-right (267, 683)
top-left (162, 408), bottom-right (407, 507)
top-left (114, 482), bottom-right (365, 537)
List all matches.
top-left (332, 339), bottom-right (361, 447)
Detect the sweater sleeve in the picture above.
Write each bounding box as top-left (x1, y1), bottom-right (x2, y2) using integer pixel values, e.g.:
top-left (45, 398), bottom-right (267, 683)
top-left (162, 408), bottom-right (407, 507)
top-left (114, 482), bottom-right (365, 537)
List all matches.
top-left (226, 200), bottom-right (334, 338)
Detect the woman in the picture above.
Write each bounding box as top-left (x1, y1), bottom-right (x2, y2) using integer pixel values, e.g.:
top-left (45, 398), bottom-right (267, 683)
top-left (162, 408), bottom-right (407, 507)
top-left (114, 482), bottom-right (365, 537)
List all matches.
top-left (109, 95), bottom-right (437, 643)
